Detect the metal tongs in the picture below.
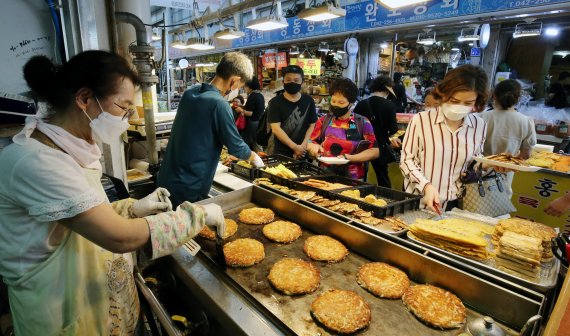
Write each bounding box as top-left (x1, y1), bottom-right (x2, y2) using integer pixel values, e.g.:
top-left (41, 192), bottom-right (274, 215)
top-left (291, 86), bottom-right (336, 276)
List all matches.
top-left (215, 228), bottom-right (226, 268)
top-left (432, 203), bottom-right (448, 220)
top-left (551, 233), bottom-right (570, 267)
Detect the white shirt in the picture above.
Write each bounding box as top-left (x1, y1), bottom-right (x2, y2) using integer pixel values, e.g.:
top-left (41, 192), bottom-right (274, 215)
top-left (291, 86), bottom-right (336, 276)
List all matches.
top-left (479, 109), bottom-right (536, 156)
top-left (400, 109), bottom-right (487, 208)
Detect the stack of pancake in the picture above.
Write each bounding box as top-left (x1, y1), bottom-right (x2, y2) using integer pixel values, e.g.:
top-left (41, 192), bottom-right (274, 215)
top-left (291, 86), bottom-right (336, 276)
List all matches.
top-left (408, 219), bottom-right (493, 260)
top-left (492, 218), bottom-right (556, 262)
top-left (495, 231), bottom-right (543, 280)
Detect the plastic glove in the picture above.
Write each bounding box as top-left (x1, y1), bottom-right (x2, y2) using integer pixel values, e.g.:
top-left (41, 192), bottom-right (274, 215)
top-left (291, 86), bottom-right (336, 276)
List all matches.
top-left (202, 203), bottom-right (226, 237)
top-left (145, 201), bottom-right (206, 259)
top-left (251, 152), bottom-right (265, 168)
top-left (131, 187), bottom-right (173, 217)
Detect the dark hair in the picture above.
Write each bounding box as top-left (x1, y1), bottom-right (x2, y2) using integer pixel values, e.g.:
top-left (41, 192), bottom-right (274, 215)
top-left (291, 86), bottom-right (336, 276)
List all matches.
top-left (547, 82), bottom-right (568, 109)
top-left (282, 65), bottom-right (304, 81)
top-left (329, 77), bottom-right (358, 103)
top-left (233, 95), bottom-right (244, 105)
top-left (215, 52), bottom-right (253, 81)
top-left (24, 50), bottom-right (141, 112)
top-left (369, 76), bottom-right (394, 94)
top-left (393, 72), bottom-right (403, 83)
top-left (432, 65), bottom-right (489, 112)
top-left (493, 79), bottom-right (521, 109)
top-left (559, 71), bottom-right (570, 81)
top-left (245, 79), bottom-right (261, 90)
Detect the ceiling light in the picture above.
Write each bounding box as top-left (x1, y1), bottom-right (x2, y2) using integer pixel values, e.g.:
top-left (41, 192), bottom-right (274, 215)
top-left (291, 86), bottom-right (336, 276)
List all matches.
top-left (417, 31), bottom-right (436, 46)
top-left (318, 42), bottom-right (330, 52)
top-left (171, 34), bottom-right (186, 49)
top-left (246, 4), bottom-right (288, 31)
top-left (545, 27), bottom-right (560, 37)
top-left (380, 42), bottom-right (389, 49)
top-left (376, 0), bottom-right (431, 9)
top-left (289, 45), bottom-right (300, 55)
top-left (513, 20), bottom-right (542, 38)
top-left (298, 3), bottom-right (346, 22)
top-left (458, 26), bottom-right (480, 42)
top-left (468, 42), bottom-right (474, 46)
top-left (186, 37), bottom-right (215, 50)
top-left (554, 50), bottom-right (570, 57)
top-left (214, 28), bottom-right (245, 40)
top-left (336, 49), bottom-right (345, 54)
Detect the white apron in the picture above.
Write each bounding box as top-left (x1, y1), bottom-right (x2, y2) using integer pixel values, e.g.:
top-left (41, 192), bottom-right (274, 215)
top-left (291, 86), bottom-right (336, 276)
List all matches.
top-left (5, 168), bottom-right (140, 336)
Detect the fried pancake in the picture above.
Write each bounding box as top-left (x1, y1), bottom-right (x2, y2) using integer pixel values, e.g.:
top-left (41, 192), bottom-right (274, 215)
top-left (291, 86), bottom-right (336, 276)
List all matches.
top-left (360, 216), bottom-right (383, 226)
top-left (290, 190), bottom-right (316, 200)
top-left (314, 199), bottom-right (341, 207)
top-left (357, 262), bottom-right (410, 299)
top-left (310, 289), bottom-right (371, 334)
top-left (304, 235), bottom-right (348, 263)
top-left (238, 207), bottom-right (275, 225)
top-left (198, 218), bottom-right (238, 240)
top-left (268, 258), bottom-right (320, 295)
top-left (223, 238), bottom-right (265, 267)
top-left (402, 285), bottom-right (466, 329)
top-left (262, 221), bottom-right (302, 243)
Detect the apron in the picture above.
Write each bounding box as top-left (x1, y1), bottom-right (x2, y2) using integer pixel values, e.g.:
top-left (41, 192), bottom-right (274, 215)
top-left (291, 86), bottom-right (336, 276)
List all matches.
top-left (5, 168), bottom-right (140, 336)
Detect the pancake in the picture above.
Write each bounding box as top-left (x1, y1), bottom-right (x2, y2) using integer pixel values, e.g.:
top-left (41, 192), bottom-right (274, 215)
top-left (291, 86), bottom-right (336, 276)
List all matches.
top-left (402, 285), bottom-right (466, 329)
top-left (310, 289), bottom-right (371, 334)
top-left (268, 258), bottom-right (320, 295)
top-left (304, 235), bottom-right (348, 263)
top-left (198, 218), bottom-right (238, 240)
top-left (262, 221), bottom-right (302, 243)
top-left (238, 207), bottom-right (275, 225)
top-left (357, 262), bottom-right (410, 299)
top-left (223, 238), bottom-right (265, 267)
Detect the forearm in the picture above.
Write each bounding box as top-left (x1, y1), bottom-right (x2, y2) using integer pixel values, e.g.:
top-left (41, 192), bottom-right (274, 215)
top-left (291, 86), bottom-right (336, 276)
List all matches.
top-left (348, 148), bottom-right (379, 162)
top-left (243, 109), bottom-right (253, 117)
top-left (303, 124), bottom-right (315, 145)
top-left (272, 125), bottom-right (298, 149)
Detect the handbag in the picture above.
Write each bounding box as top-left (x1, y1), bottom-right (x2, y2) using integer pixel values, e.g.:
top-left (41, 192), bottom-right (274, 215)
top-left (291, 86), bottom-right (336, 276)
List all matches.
top-left (235, 114), bottom-right (246, 131)
top-left (458, 164), bottom-right (516, 217)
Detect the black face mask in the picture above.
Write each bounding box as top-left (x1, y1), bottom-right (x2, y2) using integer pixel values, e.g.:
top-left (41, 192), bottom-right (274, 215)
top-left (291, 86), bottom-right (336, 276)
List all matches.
top-left (284, 82), bottom-right (302, 94)
top-left (330, 105), bottom-right (350, 117)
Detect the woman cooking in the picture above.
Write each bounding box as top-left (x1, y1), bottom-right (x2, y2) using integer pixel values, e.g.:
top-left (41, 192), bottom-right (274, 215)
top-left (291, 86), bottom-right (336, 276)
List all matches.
top-left (400, 65), bottom-right (488, 213)
top-left (0, 51), bottom-right (224, 335)
top-left (307, 78), bottom-right (378, 180)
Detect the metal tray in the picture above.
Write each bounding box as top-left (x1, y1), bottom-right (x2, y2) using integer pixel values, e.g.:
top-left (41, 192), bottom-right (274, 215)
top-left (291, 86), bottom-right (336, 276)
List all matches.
top-left (194, 187), bottom-right (545, 335)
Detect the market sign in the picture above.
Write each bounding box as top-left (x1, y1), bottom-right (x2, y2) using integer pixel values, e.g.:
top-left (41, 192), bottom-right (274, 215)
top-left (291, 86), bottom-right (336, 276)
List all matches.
top-left (262, 52), bottom-right (287, 69)
top-left (289, 58), bottom-right (321, 76)
top-left (232, 0), bottom-right (570, 48)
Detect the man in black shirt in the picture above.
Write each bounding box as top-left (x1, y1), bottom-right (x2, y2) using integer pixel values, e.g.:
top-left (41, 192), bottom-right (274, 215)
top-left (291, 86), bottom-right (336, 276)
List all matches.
top-left (266, 65), bottom-right (317, 158)
top-left (235, 79), bottom-right (265, 150)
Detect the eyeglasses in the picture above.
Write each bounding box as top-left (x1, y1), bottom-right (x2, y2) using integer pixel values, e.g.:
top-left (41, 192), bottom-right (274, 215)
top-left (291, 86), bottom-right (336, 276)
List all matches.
top-left (114, 102), bottom-right (137, 121)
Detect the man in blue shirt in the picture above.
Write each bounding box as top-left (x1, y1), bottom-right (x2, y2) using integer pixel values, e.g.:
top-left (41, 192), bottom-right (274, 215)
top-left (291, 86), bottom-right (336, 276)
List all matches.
top-left (158, 52), bottom-right (264, 206)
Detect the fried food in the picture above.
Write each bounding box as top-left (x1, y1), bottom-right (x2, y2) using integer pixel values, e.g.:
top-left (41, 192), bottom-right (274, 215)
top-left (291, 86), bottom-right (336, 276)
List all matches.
top-left (493, 218), bottom-right (556, 262)
top-left (360, 216), bottom-right (383, 226)
top-left (223, 238), bottom-right (265, 267)
top-left (237, 160), bottom-right (253, 168)
top-left (310, 289), bottom-right (371, 334)
top-left (329, 202), bottom-right (361, 213)
top-left (486, 153), bottom-right (529, 166)
top-left (262, 220), bottom-right (302, 243)
top-left (304, 235), bottom-right (348, 263)
top-left (238, 207), bottom-right (275, 225)
top-left (402, 285), bottom-right (466, 329)
top-left (357, 262), bottom-right (410, 299)
top-left (263, 164), bottom-right (298, 179)
top-left (383, 216), bottom-right (408, 231)
top-left (340, 189), bottom-right (361, 198)
top-left (495, 231), bottom-right (543, 280)
top-left (302, 178), bottom-right (350, 190)
top-left (198, 218), bottom-right (238, 240)
top-left (314, 199), bottom-right (341, 207)
top-left (527, 151), bottom-right (569, 171)
top-left (289, 190), bottom-right (316, 200)
top-left (268, 258), bottom-right (320, 295)
top-left (340, 189), bottom-right (388, 207)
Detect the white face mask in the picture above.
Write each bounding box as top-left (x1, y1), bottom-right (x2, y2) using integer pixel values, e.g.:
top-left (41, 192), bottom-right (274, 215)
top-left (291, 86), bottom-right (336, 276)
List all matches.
top-left (82, 97), bottom-right (130, 143)
top-left (440, 103), bottom-right (472, 121)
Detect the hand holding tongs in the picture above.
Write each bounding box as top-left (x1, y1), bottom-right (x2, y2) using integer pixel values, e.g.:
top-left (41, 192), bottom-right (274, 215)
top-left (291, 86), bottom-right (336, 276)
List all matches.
top-left (551, 233), bottom-right (570, 267)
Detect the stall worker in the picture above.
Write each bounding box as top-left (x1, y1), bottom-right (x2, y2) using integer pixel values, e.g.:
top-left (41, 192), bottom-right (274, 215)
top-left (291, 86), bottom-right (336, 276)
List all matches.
top-left (400, 65), bottom-right (489, 212)
top-left (307, 78), bottom-right (379, 180)
top-left (480, 79), bottom-right (537, 198)
top-left (234, 79), bottom-right (265, 151)
top-left (158, 52), bottom-right (264, 206)
top-left (266, 65), bottom-right (318, 159)
top-left (0, 51), bottom-right (225, 335)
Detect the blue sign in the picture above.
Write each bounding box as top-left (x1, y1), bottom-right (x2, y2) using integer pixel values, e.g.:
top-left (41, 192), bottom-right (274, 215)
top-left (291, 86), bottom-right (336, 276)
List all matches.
top-left (470, 47), bottom-right (482, 57)
top-left (232, 0), bottom-right (570, 49)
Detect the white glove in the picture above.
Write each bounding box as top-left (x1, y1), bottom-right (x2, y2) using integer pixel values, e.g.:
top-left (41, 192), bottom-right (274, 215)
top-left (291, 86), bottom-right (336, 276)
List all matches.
top-left (202, 203), bottom-right (226, 237)
top-left (131, 187), bottom-right (173, 217)
top-left (251, 152), bottom-right (265, 168)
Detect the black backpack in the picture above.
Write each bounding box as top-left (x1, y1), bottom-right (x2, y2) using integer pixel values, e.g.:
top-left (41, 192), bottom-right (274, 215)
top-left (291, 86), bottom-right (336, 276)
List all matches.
top-left (256, 109), bottom-right (271, 147)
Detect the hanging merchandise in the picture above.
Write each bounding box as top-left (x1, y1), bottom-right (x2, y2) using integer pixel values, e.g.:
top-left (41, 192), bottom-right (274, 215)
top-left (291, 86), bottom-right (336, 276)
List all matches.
top-left (343, 37), bottom-right (359, 81)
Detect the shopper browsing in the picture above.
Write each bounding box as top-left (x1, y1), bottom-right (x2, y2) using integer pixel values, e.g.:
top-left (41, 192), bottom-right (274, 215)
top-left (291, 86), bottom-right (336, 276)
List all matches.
top-left (480, 79), bottom-right (537, 198)
top-left (158, 52), bottom-right (264, 205)
top-left (0, 51), bottom-right (225, 335)
top-left (400, 65), bottom-right (489, 212)
top-left (308, 78), bottom-right (378, 179)
top-left (234, 79), bottom-right (265, 151)
top-left (266, 65), bottom-right (318, 158)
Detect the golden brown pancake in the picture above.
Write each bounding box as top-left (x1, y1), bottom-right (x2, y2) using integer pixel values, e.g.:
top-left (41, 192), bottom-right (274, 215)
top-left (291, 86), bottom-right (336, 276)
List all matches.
top-left (357, 262), bottom-right (410, 299)
top-left (310, 289), bottom-right (371, 334)
top-left (304, 235), bottom-right (348, 263)
top-left (238, 207), bottom-right (275, 225)
top-left (223, 238), bottom-right (265, 267)
top-left (402, 285), bottom-right (466, 329)
top-left (262, 221), bottom-right (302, 243)
top-left (268, 258), bottom-right (320, 295)
top-left (198, 218), bottom-right (238, 240)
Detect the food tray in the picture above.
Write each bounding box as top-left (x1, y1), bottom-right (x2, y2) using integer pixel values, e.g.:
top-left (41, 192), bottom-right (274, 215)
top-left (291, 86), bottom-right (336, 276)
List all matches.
top-left (404, 212), bottom-right (559, 293)
top-left (126, 168), bottom-right (152, 184)
top-left (230, 154), bottom-right (296, 180)
top-left (192, 187), bottom-right (543, 335)
top-left (258, 162), bottom-right (327, 186)
top-left (473, 157), bottom-right (540, 172)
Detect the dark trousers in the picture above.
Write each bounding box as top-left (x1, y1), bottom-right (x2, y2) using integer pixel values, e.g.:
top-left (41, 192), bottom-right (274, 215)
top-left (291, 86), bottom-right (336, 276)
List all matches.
top-left (241, 121), bottom-right (259, 151)
top-left (371, 158), bottom-right (391, 188)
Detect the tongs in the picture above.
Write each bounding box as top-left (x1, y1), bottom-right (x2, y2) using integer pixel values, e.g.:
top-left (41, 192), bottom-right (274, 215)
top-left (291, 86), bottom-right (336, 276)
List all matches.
top-left (215, 229), bottom-right (226, 268)
top-left (551, 233), bottom-right (570, 267)
top-left (432, 203), bottom-right (447, 220)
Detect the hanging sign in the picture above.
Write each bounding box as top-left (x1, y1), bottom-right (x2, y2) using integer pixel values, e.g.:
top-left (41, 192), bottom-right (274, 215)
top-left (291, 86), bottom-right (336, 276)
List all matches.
top-left (289, 58), bottom-right (321, 76)
top-left (262, 52), bottom-right (287, 69)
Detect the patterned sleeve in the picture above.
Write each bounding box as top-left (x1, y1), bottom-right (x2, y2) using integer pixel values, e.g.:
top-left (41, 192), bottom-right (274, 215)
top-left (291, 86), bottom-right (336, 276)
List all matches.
top-left (309, 115), bottom-right (325, 144)
top-left (362, 117), bottom-right (377, 148)
top-left (111, 198), bottom-right (137, 218)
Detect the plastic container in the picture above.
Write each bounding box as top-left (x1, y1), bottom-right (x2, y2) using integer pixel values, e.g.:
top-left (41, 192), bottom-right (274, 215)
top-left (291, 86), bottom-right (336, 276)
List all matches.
top-left (229, 154), bottom-right (296, 180)
top-left (257, 162), bottom-right (327, 186)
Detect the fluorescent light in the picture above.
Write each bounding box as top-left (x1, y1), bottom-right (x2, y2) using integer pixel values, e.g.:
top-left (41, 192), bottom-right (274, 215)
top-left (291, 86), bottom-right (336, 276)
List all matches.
top-left (545, 27), bottom-right (560, 36)
top-left (336, 49), bottom-right (345, 54)
top-left (298, 4), bottom-right (346, 22)
top-left (152, 29), bottom-right (161, 41)
top-left (171, 35), bottom-right (186, 49)
top-left (451, 47), bottom-right (460, 51)
top-left (377, 0), bottom-right (431, 9)
top-left (318, 42), bottom-right (330, 52)
top-left (513, 21), bottom-right (542, 38)
top-left (289, 46), bottom-right (300, 55)
top-left (554, 50), bottom-right (570, 57)
top-left (468, 42), bottom-right (474, 46)
top-left (246, 16), bottom-right (288, 31)
top-left (186, 37), bottom-right (215, 50)
top-left (214, 28), bottom-right (245, 40)
top-left (417, 31), bottom-right (436, 45)
top-left (380, 42), bottom-right (389, 49)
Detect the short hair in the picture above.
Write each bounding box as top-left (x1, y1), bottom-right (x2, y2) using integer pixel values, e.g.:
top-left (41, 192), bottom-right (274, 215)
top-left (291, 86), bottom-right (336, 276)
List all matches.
top-left (329, 77), bottom-right (358, 103)
top-left (432, 65), bottom-right (489, 112)
top-left (233, 95), bottom-right (244, 105)
top-left (245, 79), bottom-right (261, 90)
top-left (215, 52), bottom-right (253, 82)
top-left (282, 65), bottom-right (304, 81)
top-left (493, 79), bottom-right (521, 109)
top-left (369, 76), bottom-right (394, 93)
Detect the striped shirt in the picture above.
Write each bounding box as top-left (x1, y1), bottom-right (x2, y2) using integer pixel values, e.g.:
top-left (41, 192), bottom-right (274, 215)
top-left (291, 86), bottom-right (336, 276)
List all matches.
top-left (400, 109), bottom-right (487, 209)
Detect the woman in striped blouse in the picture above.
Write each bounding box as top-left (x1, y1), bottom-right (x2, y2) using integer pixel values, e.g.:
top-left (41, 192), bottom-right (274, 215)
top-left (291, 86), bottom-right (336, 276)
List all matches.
top-left (400, 65), bottom-right (489, 212)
